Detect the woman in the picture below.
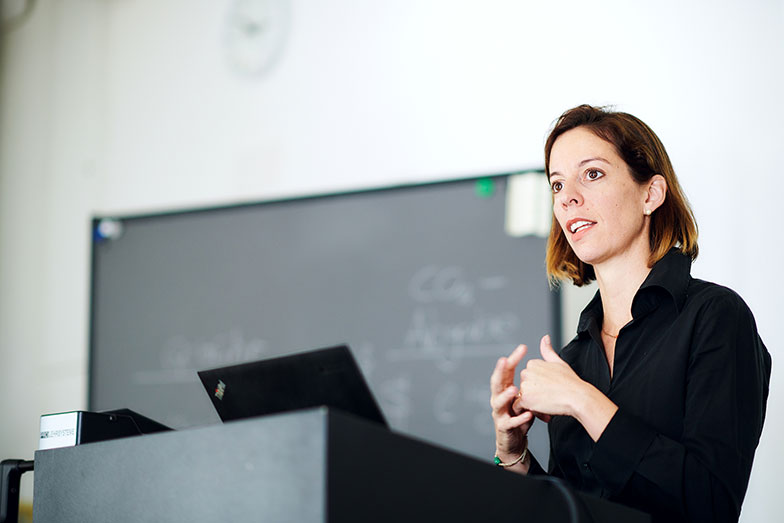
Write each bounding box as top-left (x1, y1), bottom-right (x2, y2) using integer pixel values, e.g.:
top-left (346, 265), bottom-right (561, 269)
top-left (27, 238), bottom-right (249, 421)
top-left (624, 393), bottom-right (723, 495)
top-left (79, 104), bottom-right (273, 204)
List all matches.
top-left (490, 105), bottom-right (771, 523)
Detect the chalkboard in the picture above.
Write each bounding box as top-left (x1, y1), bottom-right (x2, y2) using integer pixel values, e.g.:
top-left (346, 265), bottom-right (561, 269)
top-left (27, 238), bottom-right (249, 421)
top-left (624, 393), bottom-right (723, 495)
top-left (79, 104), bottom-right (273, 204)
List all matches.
top-left (89, 174), bottom-right (560, 462)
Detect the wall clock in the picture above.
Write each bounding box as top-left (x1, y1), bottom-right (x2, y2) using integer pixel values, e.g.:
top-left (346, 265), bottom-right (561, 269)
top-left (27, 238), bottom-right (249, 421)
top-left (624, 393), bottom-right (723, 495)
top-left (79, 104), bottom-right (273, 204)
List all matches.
top-left (223, 0), bottom-right (290, 77)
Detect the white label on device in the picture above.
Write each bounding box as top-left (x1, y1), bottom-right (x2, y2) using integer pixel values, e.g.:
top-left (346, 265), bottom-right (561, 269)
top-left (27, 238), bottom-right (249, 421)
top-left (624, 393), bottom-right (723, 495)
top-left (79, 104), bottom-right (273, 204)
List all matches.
top-left (39, 411), bottom-right (79, 450)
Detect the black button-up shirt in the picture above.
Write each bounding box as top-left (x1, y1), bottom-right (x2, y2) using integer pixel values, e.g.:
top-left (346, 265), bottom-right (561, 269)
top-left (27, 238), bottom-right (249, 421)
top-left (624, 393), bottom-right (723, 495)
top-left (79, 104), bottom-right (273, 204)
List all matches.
top-left (531, 250), bottom-right (771, 523)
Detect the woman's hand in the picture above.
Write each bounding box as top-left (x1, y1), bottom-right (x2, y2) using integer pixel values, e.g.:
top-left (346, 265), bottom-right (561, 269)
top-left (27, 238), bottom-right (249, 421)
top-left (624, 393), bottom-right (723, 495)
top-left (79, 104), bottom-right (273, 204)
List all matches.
top-left (518, 335), bottom-right (618, 442)
top-left (517, 335), bottom-right (585, 417)
top-left (490, 344), bottom-right (535, 473)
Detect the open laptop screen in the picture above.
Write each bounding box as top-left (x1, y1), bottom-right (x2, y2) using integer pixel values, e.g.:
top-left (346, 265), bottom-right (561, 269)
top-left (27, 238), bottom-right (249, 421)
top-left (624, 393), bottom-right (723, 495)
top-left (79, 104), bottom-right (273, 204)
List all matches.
top-left (197, 345), bottom-right (387, 427)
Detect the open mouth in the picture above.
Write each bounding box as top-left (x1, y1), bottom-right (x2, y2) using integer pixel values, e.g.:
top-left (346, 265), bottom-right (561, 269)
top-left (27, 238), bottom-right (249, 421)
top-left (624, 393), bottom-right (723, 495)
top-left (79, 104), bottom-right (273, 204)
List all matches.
top-left (569, 220), bottom-right (596, 234)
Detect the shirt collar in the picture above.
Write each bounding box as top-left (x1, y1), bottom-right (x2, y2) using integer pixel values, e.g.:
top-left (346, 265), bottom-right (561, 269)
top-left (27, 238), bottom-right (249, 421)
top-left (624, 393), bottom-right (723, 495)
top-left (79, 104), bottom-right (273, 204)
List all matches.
top-left (576, 249), bottom-right (692, 335)
top-left (576, 290), bottom-right (603, 335)
top-left (634, 248), bottom-right (691, 313)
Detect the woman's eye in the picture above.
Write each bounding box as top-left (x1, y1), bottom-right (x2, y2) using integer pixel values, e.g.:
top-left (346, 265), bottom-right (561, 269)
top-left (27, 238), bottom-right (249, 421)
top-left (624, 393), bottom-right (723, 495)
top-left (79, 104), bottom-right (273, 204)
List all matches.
top-left (551, 181), bottom-right (563, 193)
top-left (586, 169), bottom-right (603, 181)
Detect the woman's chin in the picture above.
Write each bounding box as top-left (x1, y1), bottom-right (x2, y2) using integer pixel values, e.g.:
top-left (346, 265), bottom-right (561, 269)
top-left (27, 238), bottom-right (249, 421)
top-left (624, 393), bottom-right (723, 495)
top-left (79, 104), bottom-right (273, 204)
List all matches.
top-left (568, 244), bottom-right (602, 267)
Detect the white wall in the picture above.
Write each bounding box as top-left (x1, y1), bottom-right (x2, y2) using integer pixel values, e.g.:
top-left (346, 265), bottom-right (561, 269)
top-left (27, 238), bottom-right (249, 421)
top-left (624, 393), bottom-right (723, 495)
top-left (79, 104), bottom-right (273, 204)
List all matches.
top-left (1, 1), bottom-right (782, 520)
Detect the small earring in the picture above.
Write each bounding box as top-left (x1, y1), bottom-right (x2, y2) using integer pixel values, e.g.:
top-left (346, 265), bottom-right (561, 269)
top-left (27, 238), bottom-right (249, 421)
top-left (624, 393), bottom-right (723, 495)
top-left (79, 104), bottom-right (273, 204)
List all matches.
top-left (644, 209), bottom-right (651, 216)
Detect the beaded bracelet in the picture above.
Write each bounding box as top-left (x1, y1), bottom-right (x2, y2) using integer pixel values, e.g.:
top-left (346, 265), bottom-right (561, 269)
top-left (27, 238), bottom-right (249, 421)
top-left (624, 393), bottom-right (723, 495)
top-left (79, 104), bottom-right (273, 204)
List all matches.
top-left (494, 446), bottom-right (528, 468)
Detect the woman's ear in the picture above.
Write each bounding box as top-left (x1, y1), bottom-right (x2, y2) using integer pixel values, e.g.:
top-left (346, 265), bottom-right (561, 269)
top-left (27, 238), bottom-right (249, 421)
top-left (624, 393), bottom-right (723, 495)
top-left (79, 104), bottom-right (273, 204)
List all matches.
top-left (645, 174), bottom-right (667, 214)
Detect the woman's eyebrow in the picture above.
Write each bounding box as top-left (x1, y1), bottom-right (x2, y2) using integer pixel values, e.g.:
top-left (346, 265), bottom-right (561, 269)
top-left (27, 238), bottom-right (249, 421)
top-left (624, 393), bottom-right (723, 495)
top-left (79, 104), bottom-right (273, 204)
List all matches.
top-left (578, 157), bottom-right (611, 167)
top-left (550, 157), bottom-right (611, 178)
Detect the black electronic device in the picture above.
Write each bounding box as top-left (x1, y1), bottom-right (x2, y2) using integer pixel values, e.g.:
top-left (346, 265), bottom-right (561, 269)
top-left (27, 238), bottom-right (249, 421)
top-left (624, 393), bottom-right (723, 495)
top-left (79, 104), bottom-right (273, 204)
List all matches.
top-left (38, 408), bottom-right (170, 450)
top-left (198, 345), bottom-right (388, 427)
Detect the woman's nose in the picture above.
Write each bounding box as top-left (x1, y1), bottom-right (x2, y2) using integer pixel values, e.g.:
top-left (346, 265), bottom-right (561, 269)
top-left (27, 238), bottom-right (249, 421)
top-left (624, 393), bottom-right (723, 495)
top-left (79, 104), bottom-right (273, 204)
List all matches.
top-left (557, 185), bottom-right (583, 208)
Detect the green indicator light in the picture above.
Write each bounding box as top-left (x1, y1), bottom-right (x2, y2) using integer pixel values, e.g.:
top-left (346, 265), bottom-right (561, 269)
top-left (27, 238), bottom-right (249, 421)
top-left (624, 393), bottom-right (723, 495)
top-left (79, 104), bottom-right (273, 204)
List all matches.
top-left (475, 178), bottom-right (495, 198)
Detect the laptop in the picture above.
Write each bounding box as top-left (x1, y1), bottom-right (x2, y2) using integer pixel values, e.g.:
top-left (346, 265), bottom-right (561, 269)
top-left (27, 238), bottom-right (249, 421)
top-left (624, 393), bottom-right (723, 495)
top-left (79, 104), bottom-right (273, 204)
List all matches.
top-left (197, 345), bottom-right (388, 427)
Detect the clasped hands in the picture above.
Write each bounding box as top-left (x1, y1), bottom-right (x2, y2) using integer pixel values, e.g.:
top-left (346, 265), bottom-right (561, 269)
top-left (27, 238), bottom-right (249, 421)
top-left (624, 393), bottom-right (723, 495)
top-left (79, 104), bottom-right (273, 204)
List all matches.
top-left (492, 334), bottom-right (586, 422)
top-left (491, 334), bottom-right (617, 465)
top-left (490, 335), bottom-right (588, 468)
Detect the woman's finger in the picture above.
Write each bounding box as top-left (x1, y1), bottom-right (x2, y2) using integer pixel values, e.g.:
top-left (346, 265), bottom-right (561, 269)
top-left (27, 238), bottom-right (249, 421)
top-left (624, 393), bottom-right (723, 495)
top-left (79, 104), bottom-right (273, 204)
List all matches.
top-left (507, 410), bottom-right (534, 428)
top-left (490, 386), bottom-right (518, 413)
top-left (498, 344), bottom-right (527, 390)
top-left (511, 389), bottom-right (526, 414)
top-left (491, 344), bottom-right (527, 395)
top-left (507, 344), bottom-right (527, 368)
top-left (503, 345), bottom-right (527, 384)
top-left (489, 356), bottom-right (508, 394)
top-left (540, 334), bottom-right (561, 363)
top-left (497, 410), bottom-right (534, 432)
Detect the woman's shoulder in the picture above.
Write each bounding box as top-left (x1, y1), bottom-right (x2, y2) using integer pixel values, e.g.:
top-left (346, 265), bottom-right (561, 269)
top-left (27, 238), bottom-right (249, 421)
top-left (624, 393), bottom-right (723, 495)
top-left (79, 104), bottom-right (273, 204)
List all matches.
top-left (684, 277), bottom-right (761, 336)
top-left (684, 277), bottom-right (771, 392)
top-left (685, 278), bottom-right (752, 312)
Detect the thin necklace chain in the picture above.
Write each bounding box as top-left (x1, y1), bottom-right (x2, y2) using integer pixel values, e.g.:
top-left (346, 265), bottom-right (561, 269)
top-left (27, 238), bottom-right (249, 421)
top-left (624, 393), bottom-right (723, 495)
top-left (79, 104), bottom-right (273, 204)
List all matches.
top-left (602, 328), bottom-right (619, 339)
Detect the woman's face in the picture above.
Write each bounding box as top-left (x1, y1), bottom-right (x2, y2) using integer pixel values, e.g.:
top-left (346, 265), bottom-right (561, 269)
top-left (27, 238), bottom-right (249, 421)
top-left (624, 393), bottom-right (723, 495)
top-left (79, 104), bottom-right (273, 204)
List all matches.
top-left (548, 126), bottom-right (652, 268)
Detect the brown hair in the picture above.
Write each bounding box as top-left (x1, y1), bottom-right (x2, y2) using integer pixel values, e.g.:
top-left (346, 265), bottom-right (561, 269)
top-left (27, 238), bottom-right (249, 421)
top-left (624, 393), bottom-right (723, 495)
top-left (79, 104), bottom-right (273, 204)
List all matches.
top-left (544, 105), bottom-right (698, 286)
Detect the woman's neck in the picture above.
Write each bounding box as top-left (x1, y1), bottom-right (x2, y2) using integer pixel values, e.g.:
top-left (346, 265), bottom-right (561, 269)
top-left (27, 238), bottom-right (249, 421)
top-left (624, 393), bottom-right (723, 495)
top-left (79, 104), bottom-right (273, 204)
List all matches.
top-left (594, 250), bottom-right (653, 335)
